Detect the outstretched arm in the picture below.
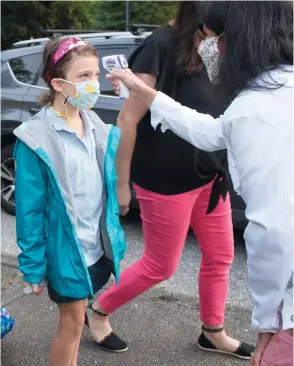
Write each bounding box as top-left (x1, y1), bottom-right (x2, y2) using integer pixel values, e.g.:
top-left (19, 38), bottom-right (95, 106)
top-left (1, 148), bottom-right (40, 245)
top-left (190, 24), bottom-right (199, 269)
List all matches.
top-left (108, 70), bottom-right (226, 152)
top-left (150, 91), bottom-right (226, 152)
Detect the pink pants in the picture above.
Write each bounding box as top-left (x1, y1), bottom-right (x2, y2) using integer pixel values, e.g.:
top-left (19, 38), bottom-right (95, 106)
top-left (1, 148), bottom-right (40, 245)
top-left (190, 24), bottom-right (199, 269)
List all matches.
top-left (260, 330), bottom-right (293, 366)
top-left (99, 181), bottom-right (234, 325)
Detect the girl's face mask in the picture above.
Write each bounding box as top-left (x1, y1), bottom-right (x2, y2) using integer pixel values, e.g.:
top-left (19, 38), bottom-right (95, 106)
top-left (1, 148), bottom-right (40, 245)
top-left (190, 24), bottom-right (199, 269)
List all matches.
top-left (59, 79), bottom-right (100, 110)
top-left (198, 36), bottom-right (223, 84)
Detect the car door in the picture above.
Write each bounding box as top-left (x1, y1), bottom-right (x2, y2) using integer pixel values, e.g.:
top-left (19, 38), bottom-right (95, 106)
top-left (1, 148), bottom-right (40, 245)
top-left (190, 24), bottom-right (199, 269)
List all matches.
top-left (18, 52), bottom-right (46, 122)
top-left (1, 52), bottom-right (45, 123)
top-left (1, 56), bottom-right (32, 126)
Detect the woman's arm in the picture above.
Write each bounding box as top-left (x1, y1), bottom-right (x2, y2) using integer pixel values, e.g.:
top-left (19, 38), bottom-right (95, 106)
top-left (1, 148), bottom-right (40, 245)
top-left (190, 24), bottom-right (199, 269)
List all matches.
top-left (150, 91), bottom-right (226, 152)
top-left (115, 73), bottom-right (156, 215)
top-left (229, 117), bottom-right (293, 332)
top-left (108, 71), bottom-right (226, 152)
top-left (116, 73), bottom-right (156, 183)
top-left (114, 33), bottom-right (168, 215)
top-left (14, 140), bottom-right (48, 285)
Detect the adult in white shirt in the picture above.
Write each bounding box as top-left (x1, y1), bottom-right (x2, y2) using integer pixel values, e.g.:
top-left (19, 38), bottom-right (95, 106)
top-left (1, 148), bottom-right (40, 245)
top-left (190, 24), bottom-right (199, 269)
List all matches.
top-left (107, 1), bottom-right (293, 365)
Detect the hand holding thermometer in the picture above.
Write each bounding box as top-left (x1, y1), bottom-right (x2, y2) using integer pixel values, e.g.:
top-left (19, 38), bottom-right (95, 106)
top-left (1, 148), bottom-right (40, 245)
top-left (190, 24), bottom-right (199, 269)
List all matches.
top-left (102, 54), bottom-right (130, 99)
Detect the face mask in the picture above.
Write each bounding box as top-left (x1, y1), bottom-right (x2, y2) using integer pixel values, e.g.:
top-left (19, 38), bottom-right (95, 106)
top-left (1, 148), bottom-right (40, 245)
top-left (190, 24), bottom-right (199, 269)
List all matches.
top-left (59, 79), bottom-right (100, 110)
top-left (198, 36), bottom-right (223, 84)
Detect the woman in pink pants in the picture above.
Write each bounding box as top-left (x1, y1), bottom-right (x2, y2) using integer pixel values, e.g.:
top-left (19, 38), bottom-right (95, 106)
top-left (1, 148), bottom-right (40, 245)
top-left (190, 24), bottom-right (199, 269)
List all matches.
top-left (87, 1), bottom-right (254, 360)
top-left (102, 2), bottom-right (294, 365)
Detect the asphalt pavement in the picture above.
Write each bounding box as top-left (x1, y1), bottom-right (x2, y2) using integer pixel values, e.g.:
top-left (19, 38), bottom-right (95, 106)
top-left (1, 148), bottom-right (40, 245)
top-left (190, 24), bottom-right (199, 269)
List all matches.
top-left (1, 210), bottom-right (252, 310)
top-left (1, 209), bottom-right (255, 365)
top-left (1, 261), bottom-right (256, 366)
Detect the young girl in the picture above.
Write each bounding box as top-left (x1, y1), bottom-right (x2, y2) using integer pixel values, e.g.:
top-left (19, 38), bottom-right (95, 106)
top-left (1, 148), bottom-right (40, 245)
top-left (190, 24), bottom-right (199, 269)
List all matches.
top-left (13, 37), bottom-right (128, 366)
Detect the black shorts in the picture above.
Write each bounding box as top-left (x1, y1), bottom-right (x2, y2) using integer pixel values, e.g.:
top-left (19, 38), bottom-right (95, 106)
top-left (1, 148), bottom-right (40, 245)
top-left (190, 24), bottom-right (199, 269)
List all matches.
top-left (47, 255), bottom-right (114, 304)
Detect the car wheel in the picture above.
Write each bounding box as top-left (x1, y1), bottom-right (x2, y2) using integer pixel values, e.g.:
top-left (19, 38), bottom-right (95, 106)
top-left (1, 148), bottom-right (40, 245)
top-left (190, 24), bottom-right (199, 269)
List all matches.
top-left (1, 144), bottom-right (16, 215)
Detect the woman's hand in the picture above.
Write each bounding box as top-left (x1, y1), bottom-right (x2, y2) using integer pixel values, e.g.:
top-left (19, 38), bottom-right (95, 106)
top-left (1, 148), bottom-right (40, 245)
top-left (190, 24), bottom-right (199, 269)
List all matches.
top-left (106, 69), bottom-right (157, 106)
top-left (250, 333), bottom-right (274, 366)
top-left (117, 182), bottom-right (131, 216)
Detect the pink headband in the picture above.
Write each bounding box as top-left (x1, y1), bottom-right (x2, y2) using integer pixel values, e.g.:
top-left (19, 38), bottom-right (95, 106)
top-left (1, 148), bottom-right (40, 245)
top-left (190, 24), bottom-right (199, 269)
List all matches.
top-left (46, 37), bottom-right (87, 81)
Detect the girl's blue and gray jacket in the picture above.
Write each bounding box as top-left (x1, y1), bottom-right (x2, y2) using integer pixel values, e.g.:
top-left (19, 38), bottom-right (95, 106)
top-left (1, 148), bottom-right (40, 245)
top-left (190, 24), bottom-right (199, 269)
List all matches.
top-left (13, 107), bottom-right (126, 299)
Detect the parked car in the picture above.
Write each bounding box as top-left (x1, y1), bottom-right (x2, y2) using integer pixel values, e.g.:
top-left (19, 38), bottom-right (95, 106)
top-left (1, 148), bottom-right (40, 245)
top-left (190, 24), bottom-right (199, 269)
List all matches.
top-left (1, 29), bottom-right (247, 228)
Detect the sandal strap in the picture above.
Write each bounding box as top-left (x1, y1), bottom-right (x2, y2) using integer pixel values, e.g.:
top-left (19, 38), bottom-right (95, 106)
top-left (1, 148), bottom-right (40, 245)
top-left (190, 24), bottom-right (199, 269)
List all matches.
top-left (202, 325), bottom-right (224, 333)
top-left (90, 303), bottom-right (108, 317)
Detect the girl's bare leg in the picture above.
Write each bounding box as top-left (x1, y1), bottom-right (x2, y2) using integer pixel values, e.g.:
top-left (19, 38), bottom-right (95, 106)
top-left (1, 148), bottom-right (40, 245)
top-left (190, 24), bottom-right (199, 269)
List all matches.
top-left (70, 337), bottom-right (82, 366)
top-left (50, 299), bottom-right (87, 366)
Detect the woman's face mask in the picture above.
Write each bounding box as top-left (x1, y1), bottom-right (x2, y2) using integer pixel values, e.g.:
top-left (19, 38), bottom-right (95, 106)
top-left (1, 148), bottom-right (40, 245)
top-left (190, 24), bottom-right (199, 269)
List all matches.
top-left (59, 79), bottom-right (100, 110)
top-left (198, 36), bottom-right (223, 84)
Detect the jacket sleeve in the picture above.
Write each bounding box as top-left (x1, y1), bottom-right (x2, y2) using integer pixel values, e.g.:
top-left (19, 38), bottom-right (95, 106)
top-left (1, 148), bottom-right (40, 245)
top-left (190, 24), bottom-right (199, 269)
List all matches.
top-left (149, 91), bottom-right (226, 151)
top-left (14, 140), bottom-right (48, 285)
top-left (228, 117), bottom-right (293, 332)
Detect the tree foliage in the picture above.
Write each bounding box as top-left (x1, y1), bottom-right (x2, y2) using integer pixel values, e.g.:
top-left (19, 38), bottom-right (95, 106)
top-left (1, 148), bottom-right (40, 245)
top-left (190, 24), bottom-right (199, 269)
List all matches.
top-left (49, 1), bottom-right (98, 30)
top-left (94, 1), bottom-right (178, 30)
top-left (2, 1), bottom-right (50, 49)
top-left (127, 1), bottom-right (178, 27)
top-left (1, 1), bottom-right (178, 50)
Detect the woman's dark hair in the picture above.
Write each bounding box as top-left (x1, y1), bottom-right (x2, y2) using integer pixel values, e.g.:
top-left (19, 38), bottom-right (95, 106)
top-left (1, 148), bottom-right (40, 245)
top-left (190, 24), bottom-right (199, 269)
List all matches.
top-left (200, 1), bottom-right (293, 98)
top-left (173, 1), bottom-right (203, 74)
top-left (38, 38), bottom-right (97, 107)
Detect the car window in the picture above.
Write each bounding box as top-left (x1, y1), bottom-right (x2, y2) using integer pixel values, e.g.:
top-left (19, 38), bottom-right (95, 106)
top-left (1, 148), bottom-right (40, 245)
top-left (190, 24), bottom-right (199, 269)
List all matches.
top-left (36, 74), bottom-right (47, 88)
top-left (16, 46), bottom-right (137, 91)
top-left (1, 62), bottom-right (15, 88)
top-left (9, 53), bottom-right (42, 85)
top-left (36, 47), bottom-right (136, 92)
top-left (96, 47), bottom-right (134, 96)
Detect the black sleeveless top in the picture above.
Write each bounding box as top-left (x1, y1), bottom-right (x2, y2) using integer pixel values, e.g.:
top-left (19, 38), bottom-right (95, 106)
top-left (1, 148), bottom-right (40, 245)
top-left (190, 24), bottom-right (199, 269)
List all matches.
top-left (129, 26), bottom-right (230, 213)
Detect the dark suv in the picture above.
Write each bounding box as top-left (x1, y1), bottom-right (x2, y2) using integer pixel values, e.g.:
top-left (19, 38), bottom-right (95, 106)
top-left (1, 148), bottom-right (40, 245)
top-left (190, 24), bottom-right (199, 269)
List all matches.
top-left (1, 30), bottom-right (246, 228)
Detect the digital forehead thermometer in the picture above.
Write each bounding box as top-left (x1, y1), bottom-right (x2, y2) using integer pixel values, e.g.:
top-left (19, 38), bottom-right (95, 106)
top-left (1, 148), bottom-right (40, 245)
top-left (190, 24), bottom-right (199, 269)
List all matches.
top-left (102, 54), bottom-right (130, 99)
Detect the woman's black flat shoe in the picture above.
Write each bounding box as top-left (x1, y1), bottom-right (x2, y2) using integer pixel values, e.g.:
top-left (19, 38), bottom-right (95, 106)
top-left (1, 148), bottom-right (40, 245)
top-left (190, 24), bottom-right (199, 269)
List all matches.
top-left (197, 326), bottom-right (255, 360)
top-left (84, 307), bottom-right (128, 353)
top-left (98, 331), bottom-right (129, 353)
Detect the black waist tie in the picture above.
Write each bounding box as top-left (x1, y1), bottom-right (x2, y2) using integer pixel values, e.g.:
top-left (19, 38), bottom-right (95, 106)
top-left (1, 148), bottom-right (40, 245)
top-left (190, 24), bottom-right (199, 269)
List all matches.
top-left (206, 172), bottom-right (229, 215)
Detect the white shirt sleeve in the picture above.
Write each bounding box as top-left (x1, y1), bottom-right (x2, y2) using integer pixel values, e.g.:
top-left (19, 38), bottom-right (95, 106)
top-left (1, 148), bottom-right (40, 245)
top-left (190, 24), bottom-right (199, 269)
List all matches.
top-left (150, 91), bottom-right (226, 151)
top-left (227, 117), bottom-right (293, 332)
